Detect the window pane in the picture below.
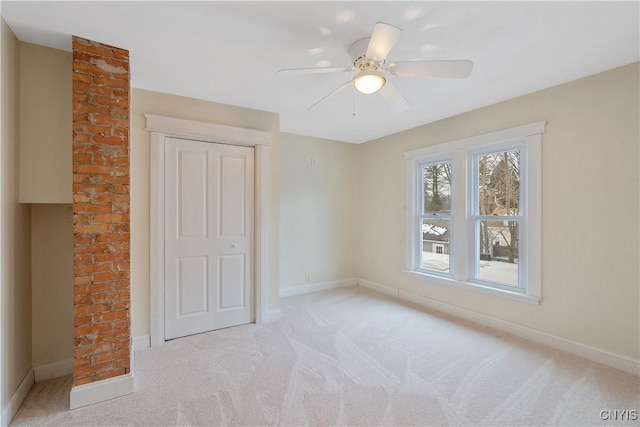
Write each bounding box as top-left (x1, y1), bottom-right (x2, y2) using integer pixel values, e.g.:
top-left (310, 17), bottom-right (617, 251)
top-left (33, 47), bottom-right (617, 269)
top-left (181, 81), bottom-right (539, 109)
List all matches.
top-left (421, 219), bottom-right (450, 273)
top-left (477, 219), bottom-right (519, 286)
top-left (423, 162), bottom-right (452, 214)
top-left (477, 150), bottom-right (520, 215)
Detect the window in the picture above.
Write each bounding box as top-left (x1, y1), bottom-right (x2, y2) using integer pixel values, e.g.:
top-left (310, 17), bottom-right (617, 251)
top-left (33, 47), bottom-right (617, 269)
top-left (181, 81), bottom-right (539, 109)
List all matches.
top-left (404, 122), bottom-right (545, 304)
top-left (419, 161), bottom-right (452, 275)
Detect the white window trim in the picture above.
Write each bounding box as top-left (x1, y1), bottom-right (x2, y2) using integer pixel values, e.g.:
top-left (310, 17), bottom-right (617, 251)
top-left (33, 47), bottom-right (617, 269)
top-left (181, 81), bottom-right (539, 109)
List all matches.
top-left (404, 121), bottom-right (545, 305)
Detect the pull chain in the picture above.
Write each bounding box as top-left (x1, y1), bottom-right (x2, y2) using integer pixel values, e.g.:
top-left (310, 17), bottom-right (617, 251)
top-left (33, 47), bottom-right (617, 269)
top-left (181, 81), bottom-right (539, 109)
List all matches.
top-left (352, 90), bottom-right (356, 117)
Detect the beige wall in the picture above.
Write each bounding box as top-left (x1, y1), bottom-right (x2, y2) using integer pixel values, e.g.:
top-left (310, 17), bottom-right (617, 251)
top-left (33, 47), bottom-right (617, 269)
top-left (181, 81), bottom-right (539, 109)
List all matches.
top-left (18, 43), bottom-right (71, 203)
top-left (130, 88), bottom-right (281, 336)
top-left (17, 43), bottom-right (73, 371)
top-left (356, 62), bottom-right (640, 361)
top-left (1, 18), bottom-right (32, 410)
top-left (279, 133), bottom-right (359, 289)
top-left (30, 205), bottom-right (73, 367)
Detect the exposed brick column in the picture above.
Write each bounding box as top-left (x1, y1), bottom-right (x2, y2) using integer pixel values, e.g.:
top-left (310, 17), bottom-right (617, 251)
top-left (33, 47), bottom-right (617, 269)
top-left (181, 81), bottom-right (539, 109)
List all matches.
top-left (72, 36), bottom-right (130, 386)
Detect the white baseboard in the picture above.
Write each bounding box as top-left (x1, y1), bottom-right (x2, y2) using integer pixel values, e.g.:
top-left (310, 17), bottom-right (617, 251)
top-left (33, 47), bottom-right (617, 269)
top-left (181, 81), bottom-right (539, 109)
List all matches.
top-left (69, 373), bottom-right (133, 410)
top-left (358, 279), bottom-right (640, 376)
top-left (1, 368), bottom-right (34, 426)
top-left (34, 359), bottom-right (72, 382)
top-left (132, 335), bottom-right (150, 350)
top-left (280, 278), bottom-right (357, 298)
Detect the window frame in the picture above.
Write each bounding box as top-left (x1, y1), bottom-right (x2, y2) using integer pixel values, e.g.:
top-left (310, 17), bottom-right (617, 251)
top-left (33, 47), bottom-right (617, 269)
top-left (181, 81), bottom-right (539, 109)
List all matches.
top-left (404, 122), bottom-right (545, 304)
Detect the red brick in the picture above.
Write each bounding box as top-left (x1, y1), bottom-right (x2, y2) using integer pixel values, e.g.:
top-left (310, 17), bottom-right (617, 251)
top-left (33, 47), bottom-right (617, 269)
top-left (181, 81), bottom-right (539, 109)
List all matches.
top-left (112, 300), bottom-right (130, 311)
top-left (75, 164), bottom-right (111, 174)
top-left (92, 194), bottom-right (128, 204)
top-left (94, 252), bottom-right (127, 262)
top-left (92, 271), bottom-right (129, 282)
top-left (114, 280), bottom-right (130, 290)
top-left (96, 233), bottom-right (129, 243)
top-left (73, 184), bottom-right (113, 194)
top-left (73, 203), bottom-right (112, 213)
top-left (93, 310), bottom-right (128, 323)
top-left (92, 76), bottom-right (128, 89)
top-left (74, 314), bottom-right (92, 327)
top-left (87, 86), bottom-right (112, 97)
top-left (74, 243), bottom-right (111, 255)
top-left (114, 262), bottom-right (130, 271)
top-left (93, 135), bottom-right (126, 146)
top-left (87, 283), bottom-right (112, 294)
top-left (92, 213), bottom-right (128, 223)
top-left (73, 356), bottom-right (91, 368)
top-left (72, 93), bottom-right (88, 103)
top-left (112, 49), bottom-right (129, 60)
top-left (74, 304), bottom-right (109, 316)
top-left (73, 40), bottom-right (113, 58)
top-left (73, 360), bottom-right (113, 378)
top-left (73, 72), bottom-right (91, 84)
top-left (73, 263), bottom-right (111, 275)
top-left (73, 132), bottom-right (91, 143)
top-left (74, 376), bottom-right (94, 386)
top-left (73, 275), bottom-right (91, 286)
top-left (74, 62), bottom-right (108, 77)
top-left (114, 358), bottom-right (130, 370)
top-left (92, 348), bottom-right (127, 363)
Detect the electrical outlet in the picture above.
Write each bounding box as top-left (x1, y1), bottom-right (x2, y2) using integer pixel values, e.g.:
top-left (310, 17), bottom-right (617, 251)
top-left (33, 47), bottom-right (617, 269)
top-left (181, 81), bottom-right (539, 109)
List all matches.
top-left (305, 273), bottom-right (311, 282)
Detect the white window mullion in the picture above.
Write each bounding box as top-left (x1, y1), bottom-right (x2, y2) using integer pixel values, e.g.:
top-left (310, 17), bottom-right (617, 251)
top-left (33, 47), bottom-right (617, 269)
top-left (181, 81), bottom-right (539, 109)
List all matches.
top-left (453, 149), bottom-right (469, 282)
top-left (405, 159), bottom-right (418, 271)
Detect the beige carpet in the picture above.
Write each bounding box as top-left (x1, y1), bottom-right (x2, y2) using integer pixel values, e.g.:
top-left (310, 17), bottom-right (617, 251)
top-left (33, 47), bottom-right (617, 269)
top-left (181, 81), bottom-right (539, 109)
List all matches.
top-left (10, 286), bottom-right (639, 426)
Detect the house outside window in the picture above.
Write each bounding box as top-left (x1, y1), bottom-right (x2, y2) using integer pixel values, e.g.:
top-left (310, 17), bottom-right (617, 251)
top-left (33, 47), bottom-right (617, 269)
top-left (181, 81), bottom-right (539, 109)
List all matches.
top-left (404, 122), bottom-right (545, 304)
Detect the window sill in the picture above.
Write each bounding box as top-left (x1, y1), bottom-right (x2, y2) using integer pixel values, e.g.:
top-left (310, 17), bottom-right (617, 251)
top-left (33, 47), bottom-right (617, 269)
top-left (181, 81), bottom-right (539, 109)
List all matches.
top-left (402, 270), bottom-right (541, 305)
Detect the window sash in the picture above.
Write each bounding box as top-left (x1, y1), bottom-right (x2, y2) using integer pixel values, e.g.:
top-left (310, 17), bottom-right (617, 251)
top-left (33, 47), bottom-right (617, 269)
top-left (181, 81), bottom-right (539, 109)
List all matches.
top-left (416, 215), bottom-right (452, 277)
top-left (420, 161), bottom-right (453, 216)
top-left (471, 216), bottom-right (523, 291)
top-left (470, 143), bottom-right (526, 217)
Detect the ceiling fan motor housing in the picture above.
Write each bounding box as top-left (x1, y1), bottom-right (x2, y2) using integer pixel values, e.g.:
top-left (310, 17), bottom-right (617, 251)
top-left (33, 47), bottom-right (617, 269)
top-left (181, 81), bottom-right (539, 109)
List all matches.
top-left (349, 38), bottom-right (385, 71)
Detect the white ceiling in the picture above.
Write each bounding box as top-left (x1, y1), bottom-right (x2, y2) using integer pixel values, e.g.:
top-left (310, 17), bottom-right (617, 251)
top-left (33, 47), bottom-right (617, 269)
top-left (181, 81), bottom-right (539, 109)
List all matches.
top-left (2, 1), bottom-right (639, 143)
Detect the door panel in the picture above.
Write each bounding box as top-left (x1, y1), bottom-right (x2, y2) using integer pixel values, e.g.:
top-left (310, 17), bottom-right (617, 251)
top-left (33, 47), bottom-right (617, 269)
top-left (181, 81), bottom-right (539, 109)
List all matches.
top-left (177, 256), bottom-right (208, 317)
top-left (177, 149), bottom-right (208, 238)
top-left (165, 138), bottom-right (254, 340)
top-left (219, 154), bottom-right (246, 237)
top-left (218, 254), bottom-right (245, 310)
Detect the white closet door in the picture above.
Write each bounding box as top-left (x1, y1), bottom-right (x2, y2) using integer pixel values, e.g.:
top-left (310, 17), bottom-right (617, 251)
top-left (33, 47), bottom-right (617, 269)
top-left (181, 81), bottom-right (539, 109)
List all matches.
top-left (164, 137), bottom-right (254, 340)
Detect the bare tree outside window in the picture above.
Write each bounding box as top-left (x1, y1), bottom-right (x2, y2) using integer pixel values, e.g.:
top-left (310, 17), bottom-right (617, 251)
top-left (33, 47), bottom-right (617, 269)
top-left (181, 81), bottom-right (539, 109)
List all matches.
top-left (477, 149), bottom-right (520, 285)
top-left (421, 163), bottom-right (452, 272)
top-left (424, 163), bottom-right (452, 214)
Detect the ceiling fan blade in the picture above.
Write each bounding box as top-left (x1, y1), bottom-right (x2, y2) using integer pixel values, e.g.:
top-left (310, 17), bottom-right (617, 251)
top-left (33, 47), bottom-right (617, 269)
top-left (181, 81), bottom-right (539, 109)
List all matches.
top-left (277, 67), bottom-right (353, 76)
top-left (308, 81), bottom-right (352, 110)
top-left (379, 80), bottom-right (410, 113)
top-left (365, 22), bottom-right (402, 61)
top-left (389, 60), bottom-right (473, 78)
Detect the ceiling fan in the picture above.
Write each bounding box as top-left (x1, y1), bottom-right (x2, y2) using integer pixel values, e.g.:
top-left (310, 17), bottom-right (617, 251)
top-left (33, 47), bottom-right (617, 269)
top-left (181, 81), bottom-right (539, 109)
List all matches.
top-left (278, 22), bottom-right (473, 112)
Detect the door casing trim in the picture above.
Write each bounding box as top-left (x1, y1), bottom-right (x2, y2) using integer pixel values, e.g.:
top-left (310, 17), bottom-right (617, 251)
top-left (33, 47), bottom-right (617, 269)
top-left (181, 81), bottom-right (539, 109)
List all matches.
top-left (147, 114), bottom-right (272, 346)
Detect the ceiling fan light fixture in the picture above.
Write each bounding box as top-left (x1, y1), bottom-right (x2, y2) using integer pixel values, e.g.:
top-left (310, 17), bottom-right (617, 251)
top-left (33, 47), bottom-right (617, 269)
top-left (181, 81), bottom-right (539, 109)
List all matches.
top-left (353, 71), bottom-right (386, 94)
